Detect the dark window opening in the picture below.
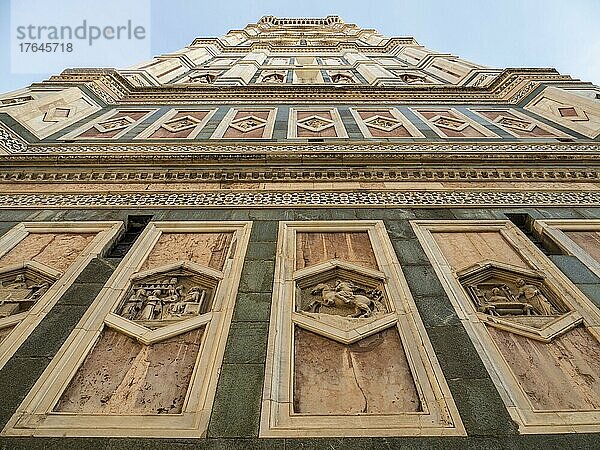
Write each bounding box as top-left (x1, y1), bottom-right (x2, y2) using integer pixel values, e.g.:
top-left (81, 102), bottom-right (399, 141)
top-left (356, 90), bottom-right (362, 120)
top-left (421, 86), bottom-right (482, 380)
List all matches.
top-left (505, 213), bottom-right (563, 256)
top-left (107, 215), bottom-right (153, 258)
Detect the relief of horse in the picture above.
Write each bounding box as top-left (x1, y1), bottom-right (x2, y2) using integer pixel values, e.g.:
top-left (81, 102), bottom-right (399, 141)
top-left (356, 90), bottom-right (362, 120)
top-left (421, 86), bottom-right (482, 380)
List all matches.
top-left (308, 281), bottom-right (379, 318)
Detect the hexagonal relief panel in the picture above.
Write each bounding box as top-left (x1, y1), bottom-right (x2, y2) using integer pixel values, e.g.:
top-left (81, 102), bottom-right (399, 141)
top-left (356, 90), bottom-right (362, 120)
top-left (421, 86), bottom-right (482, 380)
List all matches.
top-left (0, 262), bottom-right (61, 319)
top-left (458, 261), bottom-right (582, 342)
top-left (292, 260), bottom-right (396, 344)
top-left (115, 262), bottom-right (221, 330)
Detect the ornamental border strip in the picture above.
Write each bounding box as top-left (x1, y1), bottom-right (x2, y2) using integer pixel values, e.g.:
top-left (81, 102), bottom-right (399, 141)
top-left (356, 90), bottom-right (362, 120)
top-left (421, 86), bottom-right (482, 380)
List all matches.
top-left (0, 190), bottom-right (599, 208)
top-left (0, 168), bottom-right (599, 183)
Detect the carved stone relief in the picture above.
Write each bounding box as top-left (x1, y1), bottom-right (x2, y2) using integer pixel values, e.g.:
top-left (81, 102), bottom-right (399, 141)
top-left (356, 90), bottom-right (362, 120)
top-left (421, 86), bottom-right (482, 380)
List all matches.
top-left (413, 220), bottom-right (600, 433)
top-left (116, 266), bottom-right (217, 328)
top-left (0, 222), bottom-right (123, 371)
top-left (3, 221), bottom-right (251, 438)
top-left (0, 266), bottom-right (57, 318)
top-left (259, 71), bottom-right (286, 83)
top-left (262, 221), bottom-right (464, 437)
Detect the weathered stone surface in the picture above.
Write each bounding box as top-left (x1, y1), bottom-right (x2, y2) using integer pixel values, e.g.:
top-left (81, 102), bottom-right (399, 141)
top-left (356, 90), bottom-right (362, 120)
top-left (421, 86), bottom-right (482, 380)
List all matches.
top-left (426, 325), bottom-right (489, 380)
top-left (433, 231), bottom-right (529, 271)
top-left (402, 265), bottom-right (446, 297)
top-left (56, 327), bottom-right (204, 414)
top-left (447, 378), bottom-right (519, 436)
top-left (293, 327), bottom-right (420, 414)
top-left (296, 232), bottom-right (378, 270)
top-left (238, 261), bottom-right (275, 293)
top-left (223, 322), bottom-right (268, 364)
top-left (15, 305), bottom-right (89, 358)
top-left (0, 233), bottom-right (95, 272)
top-left (208, 363), bottom-right (264, 438)
top-left (232, 293), bottom-right (272, 322)
top-left (549, 253), bottom-right (600, 284)
top-left (412, 294), bottom-right (460, 327)
top-left (0, 325), bottom-right (15, 344)
top-left (141, 232), bottom-right (233, 271)
top-left (488, 325), bottom-right (600, 410)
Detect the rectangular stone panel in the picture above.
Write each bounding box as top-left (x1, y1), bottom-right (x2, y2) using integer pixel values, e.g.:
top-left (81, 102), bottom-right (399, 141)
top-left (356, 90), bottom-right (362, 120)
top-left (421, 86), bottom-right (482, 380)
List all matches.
top-left (3, 221), bottom-right (252, 438)
top-left (261, 220), bottom-right (464, 437)
top-left (140, 232), bottom-right (233, 271)
top-left (293, 326), bottom-right (420, 415)
top-left (56, 326), bottom-right (204, 414)
top-left (488, 325), bottom-right (600, 411)
top-left (295, 231), bottom-right (378, 270)
top-left (565, 231), bottom-right (600, 263)
top-left (1, 233), bottom-right (96, 273)
top-left (412, 220), bottom-right (600, 433)
top-left (0, 222), bottom-right (123, 370)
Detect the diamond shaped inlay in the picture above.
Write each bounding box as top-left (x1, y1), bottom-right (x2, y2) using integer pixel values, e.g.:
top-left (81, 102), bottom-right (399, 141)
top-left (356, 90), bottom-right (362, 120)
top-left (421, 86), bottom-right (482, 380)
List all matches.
top-left (495, 116), bottom-right (536, 132)
top-left (430, 115), bottom-right (469, 131)
top-left (229, 115), bottom-right (268, 132)
top-left (161, 115), bottom-right (201, 132)
top-left (297, 115), bottom-right (335, 132)
top-left (42, 107), bottom-right (71, 123)
top-left (94, 116), bottom-right (135, 133)
top-left (556, 105), bottom-right (589, 121)
top-left (364, 115), bottom-right (402, 132)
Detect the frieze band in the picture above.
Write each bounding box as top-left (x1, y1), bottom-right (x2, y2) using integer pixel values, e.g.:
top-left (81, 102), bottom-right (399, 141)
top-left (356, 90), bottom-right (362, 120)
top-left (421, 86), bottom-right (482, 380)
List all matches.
top-left (0, 190), bottom-right (599, 208)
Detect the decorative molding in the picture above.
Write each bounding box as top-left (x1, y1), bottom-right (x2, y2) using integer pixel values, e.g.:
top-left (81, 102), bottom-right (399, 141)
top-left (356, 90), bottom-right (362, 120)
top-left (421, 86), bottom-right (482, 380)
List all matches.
top-left (3, 138), bottom-right (600, 155)
top-left (39, 69), bottom-right (572, 105)
top-left (411, 220), bottom-right (600, 434)
top-left (535, 219), bottom-right (600, 280)
top-left (2, 221), bottom-right (252, 438)
top-left (0, 221), bottom-right (123, 369)
top-left (2, 167), bottom-right (599, 184)
top-left (0, 190), bottom-right (598, 208)
top-left (261, 220), bottom-right (464, 437)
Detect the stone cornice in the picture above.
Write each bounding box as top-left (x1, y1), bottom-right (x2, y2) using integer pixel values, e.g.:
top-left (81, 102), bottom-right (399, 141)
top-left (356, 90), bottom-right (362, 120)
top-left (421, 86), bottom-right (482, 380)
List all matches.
top-left (40, 68), bottom-right (574, 105)
top-left (5, 140), bottom-right (600, 157)
top-left (189, 37), bottom-right (419, 53)
top-left (0, 166), bottom-right (598, 184)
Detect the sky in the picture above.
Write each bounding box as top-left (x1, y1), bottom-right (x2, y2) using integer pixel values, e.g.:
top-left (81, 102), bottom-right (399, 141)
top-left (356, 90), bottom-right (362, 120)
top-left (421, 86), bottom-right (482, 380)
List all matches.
top-left (1, 0), bottom-right (599, 93)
